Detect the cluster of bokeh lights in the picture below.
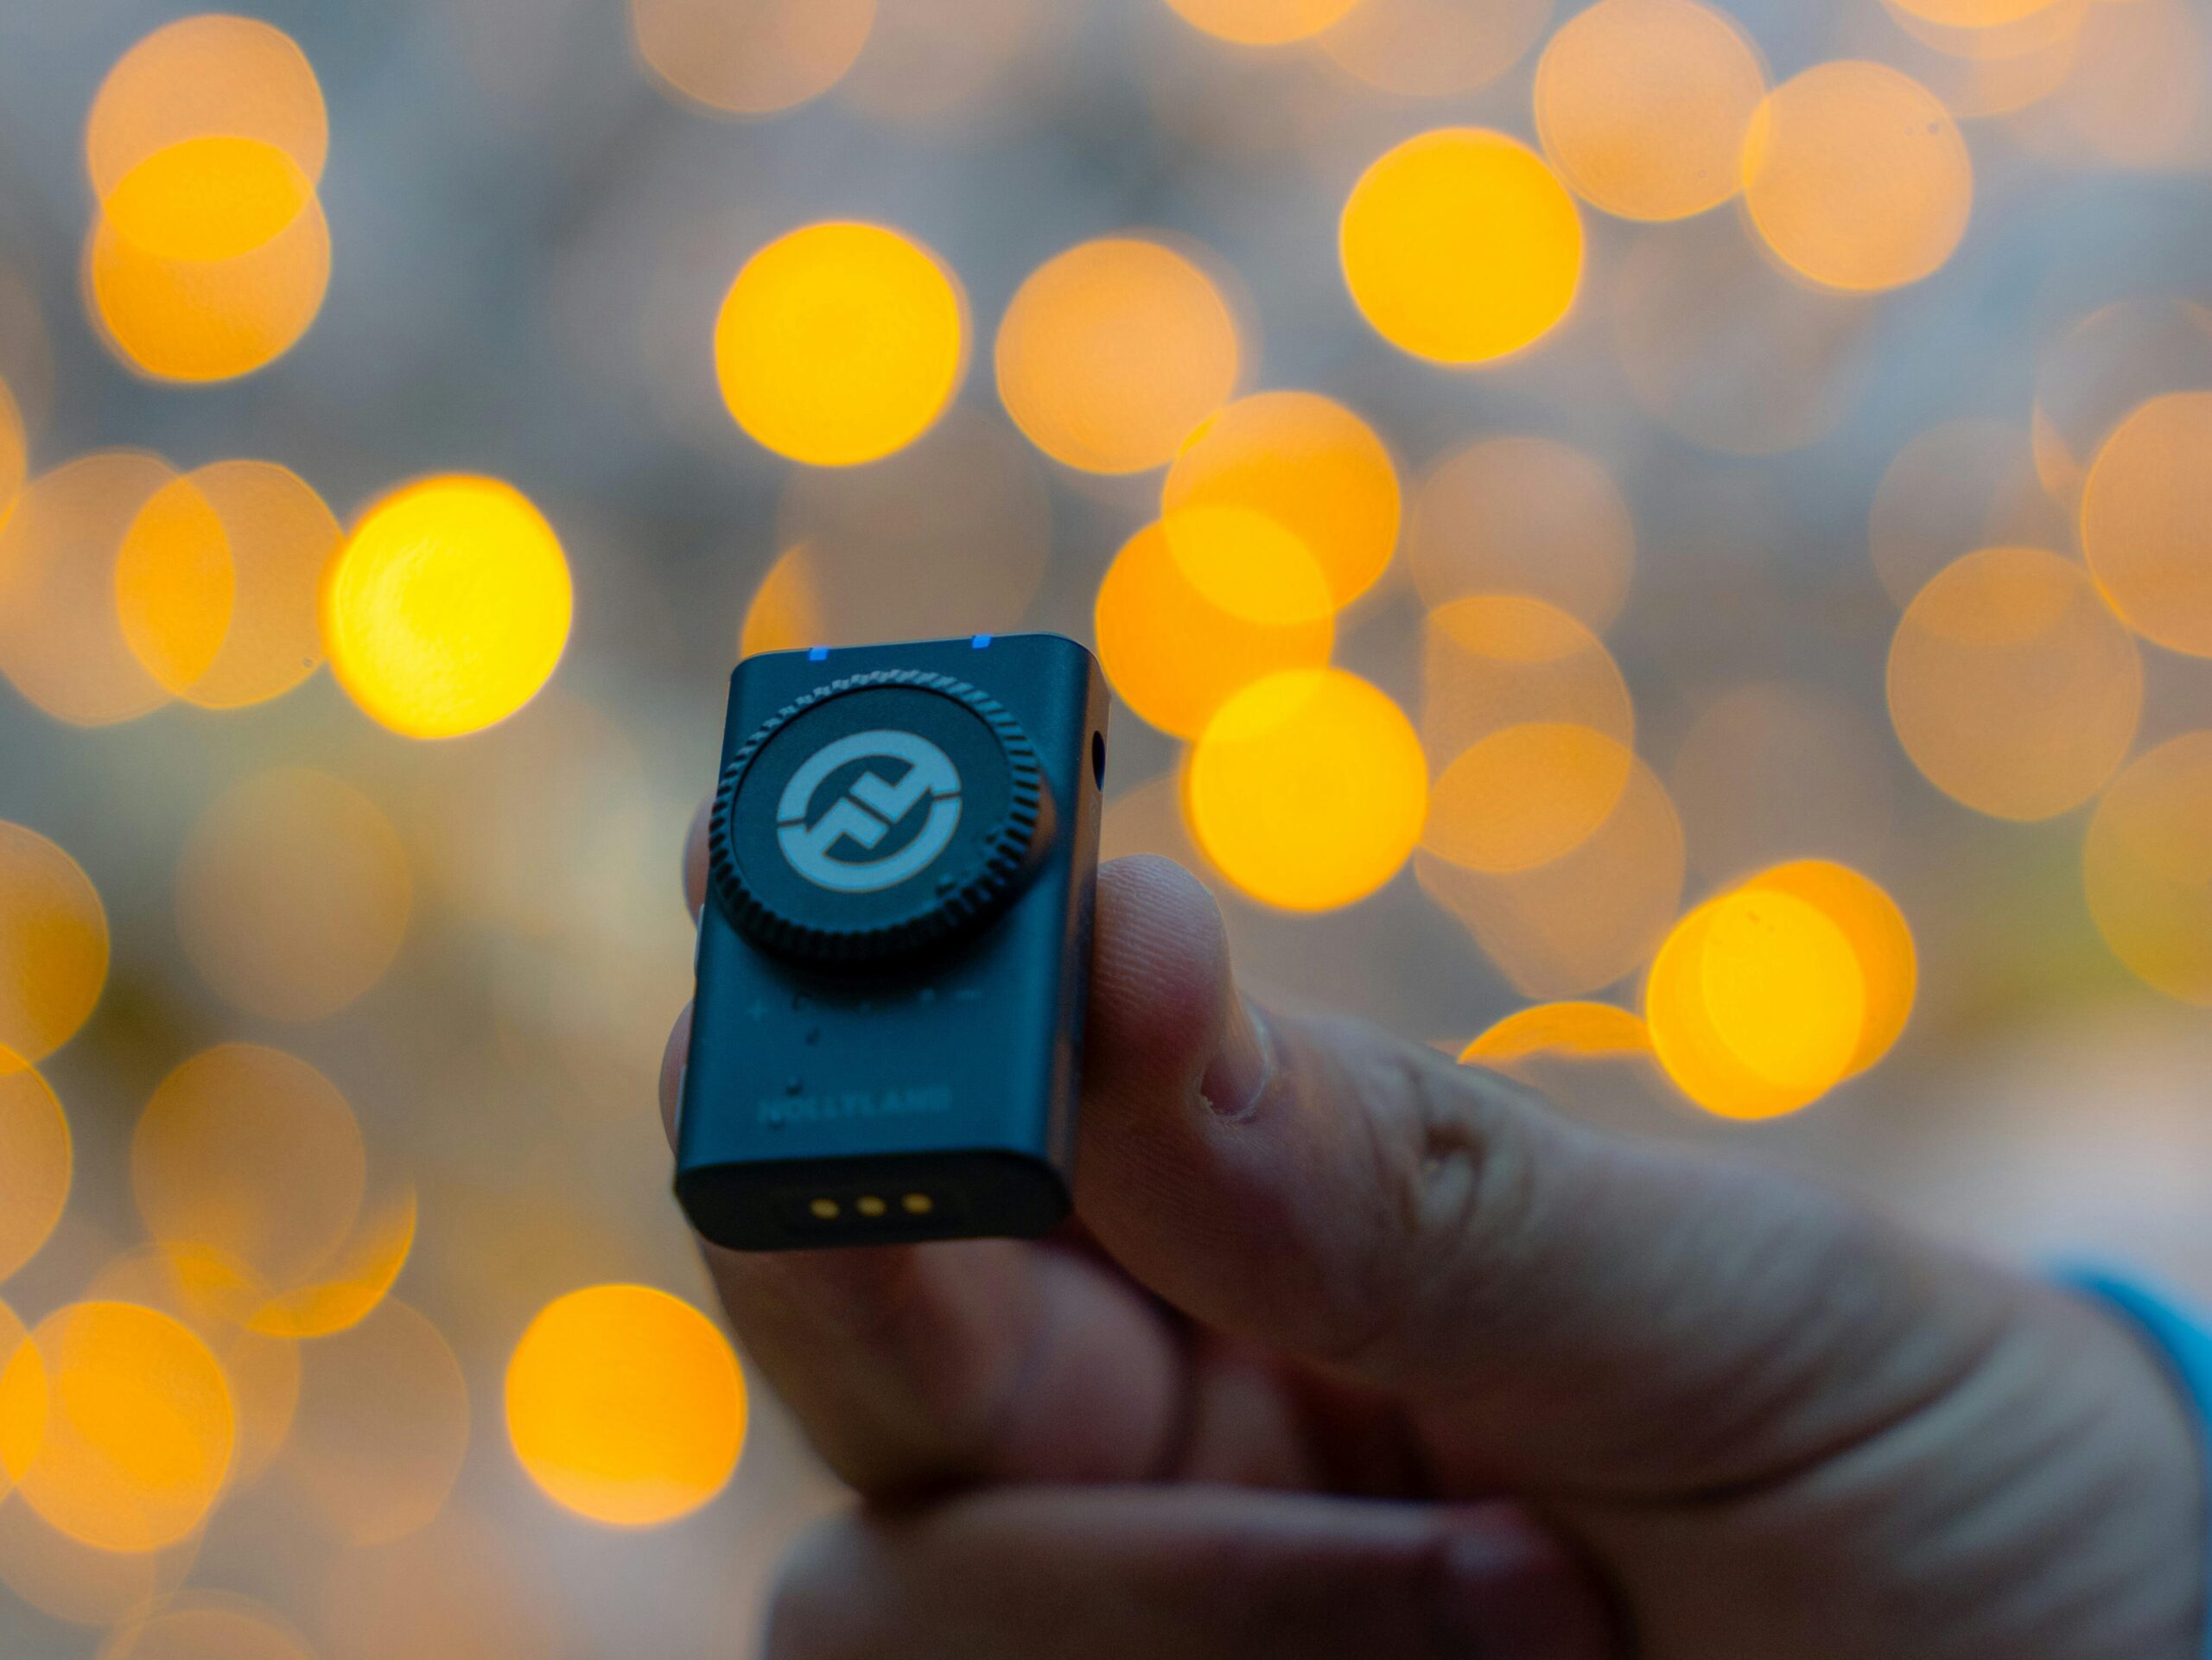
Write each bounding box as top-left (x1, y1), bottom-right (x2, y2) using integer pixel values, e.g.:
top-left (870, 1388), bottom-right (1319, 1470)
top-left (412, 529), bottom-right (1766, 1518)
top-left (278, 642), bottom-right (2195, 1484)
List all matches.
top-left (0, 0), bottom-right (2206, 1647)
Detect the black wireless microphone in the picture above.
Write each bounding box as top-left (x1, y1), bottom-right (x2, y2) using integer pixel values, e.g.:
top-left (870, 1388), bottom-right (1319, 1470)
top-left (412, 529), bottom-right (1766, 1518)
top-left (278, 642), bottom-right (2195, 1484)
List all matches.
top-left (676, 633), bottom-right (1108, 1251)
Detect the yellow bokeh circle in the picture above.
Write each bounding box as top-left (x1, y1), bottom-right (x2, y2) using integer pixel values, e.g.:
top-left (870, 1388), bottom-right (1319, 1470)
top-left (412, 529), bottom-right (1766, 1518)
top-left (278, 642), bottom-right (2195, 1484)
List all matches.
top-left (1740, 61), bottom-right (1973, 293)
top-left (1534, 0), bottom-right (1768, 222)
top-left (0, 823), bottom-right (110, 1071)
top-left (0, 1065), bottom-right (70, 1286)
top-left (1186, 669), bottom-right (1428, 912)
top-left (1165, 0), bottom-right (1363, 46)
top-left (995, 237), bottom-right (1241, 474)
top-left (1340, 129), bottom-right (1583, 365)
top-left (1887, 545), bottom-right (2141, 821)
top-left (1160, 391), bottom-right (1400, 608)
top-left (1738, 860), bottom-right (1916, 1077)
top-left (2083, 732), bottom-right (2212, 1008)
top-left (324, 475), bottom-right (573, 739)
top-left (0, 1301), bottom-right (235, 1554)
top-left (1645, 888), bottom-right (1866, 1120)
top-left (715, 222), bottom-right (965, 467)
top-left (2079, 391), bottom-right (2212, 658)
top-left (505, 1286), bottom-right (747, 1528)
top-left (1459, 1001), bottom-right (1653, 1068)
top-left (1095, 509), bottom-right (1334, 738)
top-left (102, 137), bottom-right (315, 264)
top-left (114, 460), bottom-right (340, 710)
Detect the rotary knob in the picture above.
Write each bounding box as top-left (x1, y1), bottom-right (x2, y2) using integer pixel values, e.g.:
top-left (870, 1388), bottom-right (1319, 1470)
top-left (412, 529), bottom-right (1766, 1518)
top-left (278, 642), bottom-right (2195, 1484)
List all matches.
top-left (707, 670), bottom-right (1051, 967)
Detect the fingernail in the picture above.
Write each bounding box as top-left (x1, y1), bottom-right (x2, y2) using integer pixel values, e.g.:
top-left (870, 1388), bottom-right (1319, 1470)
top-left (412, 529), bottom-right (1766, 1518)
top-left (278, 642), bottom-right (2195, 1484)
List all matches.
top-left (1199, 997), bottom-right (1275, 1121)
top-left (1431, 1516), bottom-right (1614, 1660)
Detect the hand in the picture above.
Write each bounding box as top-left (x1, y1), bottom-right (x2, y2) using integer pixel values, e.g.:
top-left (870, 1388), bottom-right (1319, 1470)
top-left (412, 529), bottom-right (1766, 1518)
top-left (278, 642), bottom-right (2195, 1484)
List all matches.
top-left (664, 823), bottom-right (2205, 1660)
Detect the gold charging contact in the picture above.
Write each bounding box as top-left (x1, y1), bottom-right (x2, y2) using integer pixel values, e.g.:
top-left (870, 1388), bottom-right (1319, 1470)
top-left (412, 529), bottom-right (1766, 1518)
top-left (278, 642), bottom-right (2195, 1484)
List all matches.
top-left (804, 1193), bottom-right (937, 1222)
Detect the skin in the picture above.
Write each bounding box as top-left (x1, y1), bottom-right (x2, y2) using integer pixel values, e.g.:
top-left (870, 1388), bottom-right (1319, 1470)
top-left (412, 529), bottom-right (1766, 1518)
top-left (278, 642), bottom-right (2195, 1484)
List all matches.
top-left (665, 819), bottom-right (2206, 1659)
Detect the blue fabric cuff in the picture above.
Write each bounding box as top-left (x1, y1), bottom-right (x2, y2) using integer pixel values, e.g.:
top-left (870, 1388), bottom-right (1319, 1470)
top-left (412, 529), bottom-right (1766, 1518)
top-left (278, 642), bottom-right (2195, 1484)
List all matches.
top-left (2062, 1269), bottom-right (2212, 1658)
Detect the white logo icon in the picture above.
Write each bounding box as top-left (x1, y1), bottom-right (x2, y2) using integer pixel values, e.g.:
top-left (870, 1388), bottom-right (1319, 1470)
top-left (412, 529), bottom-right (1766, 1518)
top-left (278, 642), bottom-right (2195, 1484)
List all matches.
top-left (777, 729), bottom-right (963, 893)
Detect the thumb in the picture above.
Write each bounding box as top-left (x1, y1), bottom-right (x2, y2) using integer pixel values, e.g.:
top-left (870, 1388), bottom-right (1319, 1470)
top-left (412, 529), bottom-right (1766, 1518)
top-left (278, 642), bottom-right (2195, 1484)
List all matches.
top-left (1077, 856), bottom-right (2031, 1502)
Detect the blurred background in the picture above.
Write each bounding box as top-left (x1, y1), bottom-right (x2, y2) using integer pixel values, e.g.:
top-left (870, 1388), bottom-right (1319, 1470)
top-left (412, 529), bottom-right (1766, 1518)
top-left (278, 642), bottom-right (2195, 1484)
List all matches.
top-left (0, 0), bottom-right (2209, 1652)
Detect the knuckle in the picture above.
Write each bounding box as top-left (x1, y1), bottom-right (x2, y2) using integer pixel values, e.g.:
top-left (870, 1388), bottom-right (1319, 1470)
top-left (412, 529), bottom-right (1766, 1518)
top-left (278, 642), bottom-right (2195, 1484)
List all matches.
top-left (1315, 1027), bottom-right (1560, 1378)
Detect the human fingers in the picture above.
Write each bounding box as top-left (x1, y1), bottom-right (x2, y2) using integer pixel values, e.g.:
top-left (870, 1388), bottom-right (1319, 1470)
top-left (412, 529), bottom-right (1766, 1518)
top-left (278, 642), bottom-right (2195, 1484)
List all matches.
top-left (1072, 857), bottom-right (2039, 1502)
top-left (764, 1485), bottom-right (1617, 1660)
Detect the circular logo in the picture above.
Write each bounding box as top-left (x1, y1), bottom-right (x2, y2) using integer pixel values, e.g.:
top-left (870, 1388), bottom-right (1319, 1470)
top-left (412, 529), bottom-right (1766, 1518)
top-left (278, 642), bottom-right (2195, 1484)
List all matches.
top-left (774, 728), bottom-right (963, 894)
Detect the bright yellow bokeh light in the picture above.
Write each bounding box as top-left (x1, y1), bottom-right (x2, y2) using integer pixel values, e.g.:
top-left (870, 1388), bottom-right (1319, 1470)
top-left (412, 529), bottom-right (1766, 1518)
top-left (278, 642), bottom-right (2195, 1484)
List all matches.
top-left (133, 1044), bottom-right (368, 1294)
top-left (0, 452), bottom-right (177, 726)
top-left (1160, 391), bottom-right (1399, 608)
top-left (1095, 509), bottom-right (1334, 738)
top-left (1740, 860), bottom-right (1916, 1075)
top-left (995, 237), bottom-right (1241, 474)
top-left (285, 1299), bottom-right (469, 1545)
top-left (85, 1246), bottom-right (300, 1491)
top-left (1427, 723), bottom-right (1635, 874)
top-left (324, 474), bottom-right (573, 739)
top-left (0, 1066), bottom-right (69, 1285)
top-left (2084, 732), bottom-right (2212, 1007)
top-left (632, 0), bottom-right (877, 116)
top-left (715, 222), bottom-right (964, 467)
top-left (1535, 0), bottom-right (1767, 222)
top-left (0, 1301), bottom-right (235, 1554)
top-left (505, 1285), bottom-right (747, 1528)
top-left (115, 460), bottom-right (340, 709)
top-left (1186, 669), bottom-right (1427, 912)
top-left (1319, 0), bottom-right (1553, 99)
top-left (88, 183), bottom-right (331, 383)
top-left (1341, 130), bottom-right (1582, 365)
top-left (1460, 1001), bottom-right (1652, 1066)
top-left (1646, 888), bottom-right (1866, 1120)
top-left (1408, 436), bottom-right (1634, 631)
top-left (2080, 392), bottom-right (2212, 658)
top-left (87, 15), bottom-right (327, 199)
top-left (102, 137), bottom-right (314, 264)
top-left (1164, 0), bottom-right (1363, 45)
top-left (176, 770), bottom-right (412, 1022)
top-left (0, 823), bottom-right (110, 1071)
top-left (1887, 545), bottom-right (2141, 821)
top-left (1740, 61), bottom-right (1973, 293)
